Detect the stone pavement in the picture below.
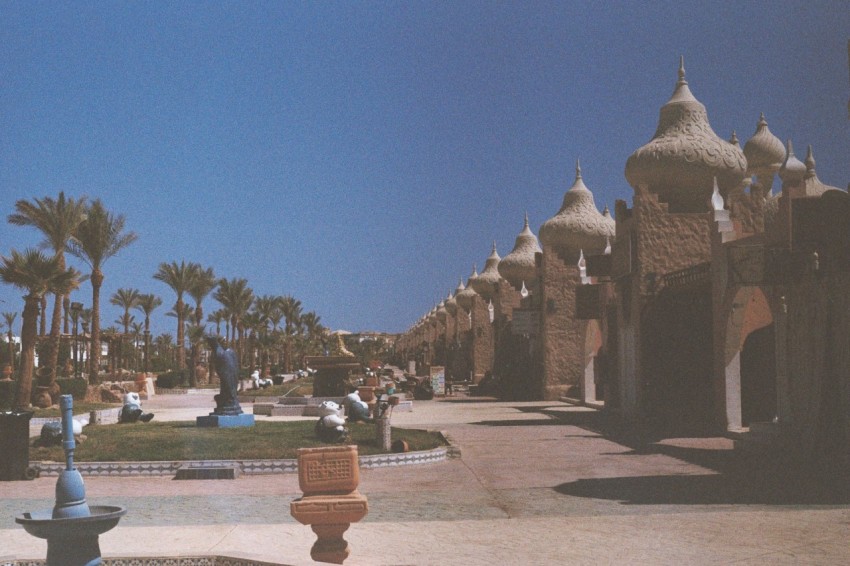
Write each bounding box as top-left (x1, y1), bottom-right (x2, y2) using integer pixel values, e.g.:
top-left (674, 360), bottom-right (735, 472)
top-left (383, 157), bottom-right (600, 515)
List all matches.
top-left (2, 393), bottom-right (849, 565)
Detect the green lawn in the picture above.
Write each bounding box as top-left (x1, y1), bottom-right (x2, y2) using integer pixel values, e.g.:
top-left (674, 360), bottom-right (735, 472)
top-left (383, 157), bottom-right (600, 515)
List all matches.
top-left (243, 382), bottom-right (313, 397)
top-left (30, 420), bottom-right (445, 462)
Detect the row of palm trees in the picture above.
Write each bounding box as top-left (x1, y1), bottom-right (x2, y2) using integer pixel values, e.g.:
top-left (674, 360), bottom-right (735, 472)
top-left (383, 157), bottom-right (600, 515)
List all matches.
top-left (1, 192), bottom-right (328, 411)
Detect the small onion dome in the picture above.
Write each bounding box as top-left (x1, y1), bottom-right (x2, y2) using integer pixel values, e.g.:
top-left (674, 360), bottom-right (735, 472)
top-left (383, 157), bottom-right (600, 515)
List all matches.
top-left (744, 113), bottom-right (785, 177)
top-left (729, 131), bottom-right (740, 147)
top-left (803, 145), bottom-right (843, 196)
top-left (779, 139), bottom-right (806, 187)
top-left (624, 57), bottom-right (747, 211)
top-left (436, 299), bottom-right (448, 322)
top-left (539, 160), bottom-right (615, 255)
top-left (499, 213), bottom-right (542, 287)
top-left (445, 288), bottom-right (459, 316)
top-left (470, 242), bottom-right (502, 299)
top-left (455, 267), bottom-right (479, 312)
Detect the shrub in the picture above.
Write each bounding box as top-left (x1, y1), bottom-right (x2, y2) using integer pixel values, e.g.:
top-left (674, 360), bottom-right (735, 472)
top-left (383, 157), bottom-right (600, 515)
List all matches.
top-left (57, 378), bottom-right (88, 400)
top-left (156, 370), bottom-right (188, 389)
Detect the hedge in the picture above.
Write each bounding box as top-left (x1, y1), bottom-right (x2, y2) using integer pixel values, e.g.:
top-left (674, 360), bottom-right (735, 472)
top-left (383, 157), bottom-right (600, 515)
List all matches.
top-left (156, 369), bottom-right (188, 389)
top-left (57, 378), bottom-right (88, 400)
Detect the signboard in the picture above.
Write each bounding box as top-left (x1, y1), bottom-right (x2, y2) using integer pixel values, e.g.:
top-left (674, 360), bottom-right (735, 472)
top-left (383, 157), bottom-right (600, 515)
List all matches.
top-left (429, 365), bottom-right (445, 395)
top-left (512, 309), bottom-right (539, 336)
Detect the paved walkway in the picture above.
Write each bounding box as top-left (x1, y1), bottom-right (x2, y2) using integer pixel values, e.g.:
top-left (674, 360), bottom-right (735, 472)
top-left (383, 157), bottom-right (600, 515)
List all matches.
top-left (2, 393), bottom-right (849, 565)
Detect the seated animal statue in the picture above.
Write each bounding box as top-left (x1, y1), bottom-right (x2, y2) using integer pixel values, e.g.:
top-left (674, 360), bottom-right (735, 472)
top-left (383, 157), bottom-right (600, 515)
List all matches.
top-left (250, 370), bottom-right (273, 389)
top-left (119, 391), bottom-right (154, 423)
top-left (315, 400), bottom-right (348, 443)
top-left (39, 419), bottom-right (83, 446)
top-left (343, 388), bottom-right (373, 424)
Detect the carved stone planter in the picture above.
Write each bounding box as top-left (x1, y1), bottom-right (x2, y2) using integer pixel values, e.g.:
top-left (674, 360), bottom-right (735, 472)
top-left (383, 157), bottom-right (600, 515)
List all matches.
top-left (291, 445), bottom-right (368, 564)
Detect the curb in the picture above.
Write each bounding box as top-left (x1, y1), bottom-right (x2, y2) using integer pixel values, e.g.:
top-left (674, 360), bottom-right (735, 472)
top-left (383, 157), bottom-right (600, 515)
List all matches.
top-left (30, 446), bottom-right (451, 477)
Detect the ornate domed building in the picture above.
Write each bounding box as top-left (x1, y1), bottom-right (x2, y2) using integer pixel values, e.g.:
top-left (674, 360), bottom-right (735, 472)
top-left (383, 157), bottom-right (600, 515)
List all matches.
top-left (538, 161), bottom-right (615, 400)
top-left (625, 58), bottom-right (747, 213)
top-left (499, 213), bottom-right (542, 290)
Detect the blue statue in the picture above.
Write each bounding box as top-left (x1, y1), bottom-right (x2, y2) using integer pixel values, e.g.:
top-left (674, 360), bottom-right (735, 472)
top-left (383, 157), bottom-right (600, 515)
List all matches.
top-left (206, 336), bottom-right (243, 416)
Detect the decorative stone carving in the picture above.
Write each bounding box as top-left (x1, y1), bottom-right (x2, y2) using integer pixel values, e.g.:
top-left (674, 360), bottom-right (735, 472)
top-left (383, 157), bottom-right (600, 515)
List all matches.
top-left (539, 160), bottom-right (615, 256)
top-left (624, 57), bottom-right (747, 211)
top-left (499, 213), bottom-right (542, 288)
top-left (291, 445), bottom-right (368, 564)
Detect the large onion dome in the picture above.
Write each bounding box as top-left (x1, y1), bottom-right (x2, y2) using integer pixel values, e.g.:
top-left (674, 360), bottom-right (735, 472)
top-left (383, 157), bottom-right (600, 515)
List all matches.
top-left (499, 213), bottom-right (542, 288)
top-left (455, 267), bottom-right (479, 312)
top-left (624, 57), bottom-right (747, 211)
top-left (445, 287), bottom-right (459, 316)
top-left (744, 113), bottom-right (785, 178)
top-left (539, 161), bottom-right (615, 256)
top-left (470, 242), bottom-right (502, 299)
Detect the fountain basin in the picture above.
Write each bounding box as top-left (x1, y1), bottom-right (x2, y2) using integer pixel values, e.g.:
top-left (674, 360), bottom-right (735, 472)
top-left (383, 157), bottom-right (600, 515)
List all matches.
top-left (16, 505), bottom-right (126, 539)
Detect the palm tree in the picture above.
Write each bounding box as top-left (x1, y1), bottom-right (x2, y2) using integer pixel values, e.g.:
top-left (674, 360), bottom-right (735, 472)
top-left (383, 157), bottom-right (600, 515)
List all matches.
top-left (8, 192), bottom-right (88, 384)
top-left (0, 249), bottom-right (77, 410)
top-left (134, 294), bottom-right (162, 372)
top-left (130, 321), bottom-right (144, 370)
top-left (154, 332), bottom-right (175, 369)
top-left (101, 326), bottom-right (119, 374)
top-left (213, 278), bottom-right (253, 367)
top-left (110, 287), bottom-right (140, 371)
top-left (153, 261), bottom-right (196, 370)
top-left (186, 324), bottom-right (206, 387)
top-left (2, 312), bottom-right (17, 371)
top-left (187, 264), bottom-right (216, 325)
top-left (67, 200), bottom-right (138, 382)
top-left (279, 295), bottom-right (302, 371)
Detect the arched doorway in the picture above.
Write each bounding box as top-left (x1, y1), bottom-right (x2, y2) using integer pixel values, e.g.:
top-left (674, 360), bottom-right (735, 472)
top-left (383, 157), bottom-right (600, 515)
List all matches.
top-left (583, 319), bottom-right (603, 403)
top-left (722, 287), bottom-right (775, 430)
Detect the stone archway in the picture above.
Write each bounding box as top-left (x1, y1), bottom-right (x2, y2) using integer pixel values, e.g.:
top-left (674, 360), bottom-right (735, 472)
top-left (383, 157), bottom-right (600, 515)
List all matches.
top-left (721, 286), bottom-right (775, 430)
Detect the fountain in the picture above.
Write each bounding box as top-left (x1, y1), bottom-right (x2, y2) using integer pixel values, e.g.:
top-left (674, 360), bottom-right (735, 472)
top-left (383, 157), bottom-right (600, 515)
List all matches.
top-left (16, 394), bottom-right (126, 566)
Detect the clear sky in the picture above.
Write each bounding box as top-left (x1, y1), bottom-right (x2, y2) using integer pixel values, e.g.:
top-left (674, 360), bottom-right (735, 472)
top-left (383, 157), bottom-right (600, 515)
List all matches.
top-left (1, 1), bottom-right (849, 337)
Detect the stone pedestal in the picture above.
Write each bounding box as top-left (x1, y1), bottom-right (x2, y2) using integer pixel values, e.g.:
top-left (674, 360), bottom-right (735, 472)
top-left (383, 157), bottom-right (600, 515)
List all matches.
top-left (196, 414), bottom-right (255, 428)
top-left (375, 417), bottom-right (391, 451)
top-left (291, 446), bottom-right (368, 564)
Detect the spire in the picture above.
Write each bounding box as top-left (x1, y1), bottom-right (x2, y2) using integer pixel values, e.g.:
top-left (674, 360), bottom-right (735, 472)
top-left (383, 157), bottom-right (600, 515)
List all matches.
top-left (678, 55), bottom-right (687, 86)
top-left (523, 211), bottom-right (529, 229)
top-left (575, 159), bottom-right (582, 180)
top-left (711, 177), bottom-right (725, 211)
top-left (805, 144), bottom-right (816, 179)
top-left (667, 55), bottom-right (697, 104)
top-left (729, 131), bottom-right (739, 147)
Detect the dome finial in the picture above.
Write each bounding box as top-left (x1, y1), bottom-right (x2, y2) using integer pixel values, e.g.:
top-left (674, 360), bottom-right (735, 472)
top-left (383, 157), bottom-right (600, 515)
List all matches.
top-left (523, 211), bottom-right (529, 229)
top-left (491, 240), bottom-right (497, 254)
top-left (678, 55), bottom-right (687, 85)
top-left (758, 112), bottom-right (767, 126)
top-left (805, 144), bottom-right (816, 178)
top-left (711, 177), bottom-right (725, 211)
top-left (575, 158), bottom-right (582, 180)
top-left (729, 131), bottom-right (739, 147)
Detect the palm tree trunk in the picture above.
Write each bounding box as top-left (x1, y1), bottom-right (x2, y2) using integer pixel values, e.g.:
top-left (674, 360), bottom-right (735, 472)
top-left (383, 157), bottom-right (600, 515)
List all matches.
top-left (176, 298), bottom-right (185, 370)
top-left (39, 296), bottom-right (47, 336)
top-left (15, 295), bottom-right (39, 410)
top-left (43, 290), bottom-right (64, 398)
top-left (7, 331), bottom-right (14, 371)
top-left (89, 270), bottom-right (103, 383)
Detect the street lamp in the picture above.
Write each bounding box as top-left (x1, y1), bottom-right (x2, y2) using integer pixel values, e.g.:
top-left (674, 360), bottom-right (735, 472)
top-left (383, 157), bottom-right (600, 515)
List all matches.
top-left (70, 302), bottom-right (82, 379)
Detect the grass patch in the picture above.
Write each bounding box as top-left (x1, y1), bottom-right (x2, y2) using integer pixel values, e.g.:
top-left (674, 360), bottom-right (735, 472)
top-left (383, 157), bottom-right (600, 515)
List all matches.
top-left (33, 402), bottom-right (120, 419)
top-left (30, 420), bottom-right (445, 462)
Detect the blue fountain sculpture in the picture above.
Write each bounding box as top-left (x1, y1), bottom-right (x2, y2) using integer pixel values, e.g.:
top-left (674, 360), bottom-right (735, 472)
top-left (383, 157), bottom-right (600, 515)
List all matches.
top-left (16, 395), bottom-right (126, 566)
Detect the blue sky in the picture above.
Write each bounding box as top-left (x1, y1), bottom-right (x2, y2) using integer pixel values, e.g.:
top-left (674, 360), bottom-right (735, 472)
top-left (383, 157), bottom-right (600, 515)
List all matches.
top-left (1, 1), bottom-right (849, 336)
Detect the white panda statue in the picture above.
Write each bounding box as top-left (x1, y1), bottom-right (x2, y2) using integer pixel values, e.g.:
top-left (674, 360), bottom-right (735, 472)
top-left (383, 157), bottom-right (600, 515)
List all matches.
top-left (119, 391), bottom-right (154, 423)
top-left (315, 400), bottom-right (347, 443)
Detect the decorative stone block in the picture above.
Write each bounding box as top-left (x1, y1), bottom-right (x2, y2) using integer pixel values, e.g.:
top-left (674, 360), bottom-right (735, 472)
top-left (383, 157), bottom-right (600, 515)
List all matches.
top-left (290, 491), bottom-right (368, 525)
top-left (196, 414), bottom-right (255, 428)
top-left (297, 445), bottom-right (359, 495)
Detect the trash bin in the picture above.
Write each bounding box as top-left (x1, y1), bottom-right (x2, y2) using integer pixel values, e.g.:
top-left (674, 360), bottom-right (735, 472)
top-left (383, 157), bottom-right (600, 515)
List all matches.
top-left (0, 410), bottom-right (35, 481)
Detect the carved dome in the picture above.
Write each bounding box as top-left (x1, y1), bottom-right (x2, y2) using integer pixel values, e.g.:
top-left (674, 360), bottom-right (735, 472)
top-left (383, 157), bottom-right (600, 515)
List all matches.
top-left (455, 267), bottom-right (479, 312)
top-left (470, 242), bottom-right (502, 299)
top-left (624, 58), bottom-right (747, 211)
top-left (499, 213), bottom-right (542, 287)
top-left (539, 161), bottom-right (615, 255)
top-left (744, 113), bottom-right (785, 177)
top-left (436, 299), bottom-right (447, 322)
top-left (779, 140), bottom-right (806, 187)
top-left (445, 287), bottom-right (459, 316)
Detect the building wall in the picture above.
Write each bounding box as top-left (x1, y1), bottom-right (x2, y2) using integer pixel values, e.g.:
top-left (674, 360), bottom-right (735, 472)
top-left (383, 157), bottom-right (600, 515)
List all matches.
top-left (540, 244), bottom-right (584, 400)
top-left (469, 296), bottom-right (493, 382)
